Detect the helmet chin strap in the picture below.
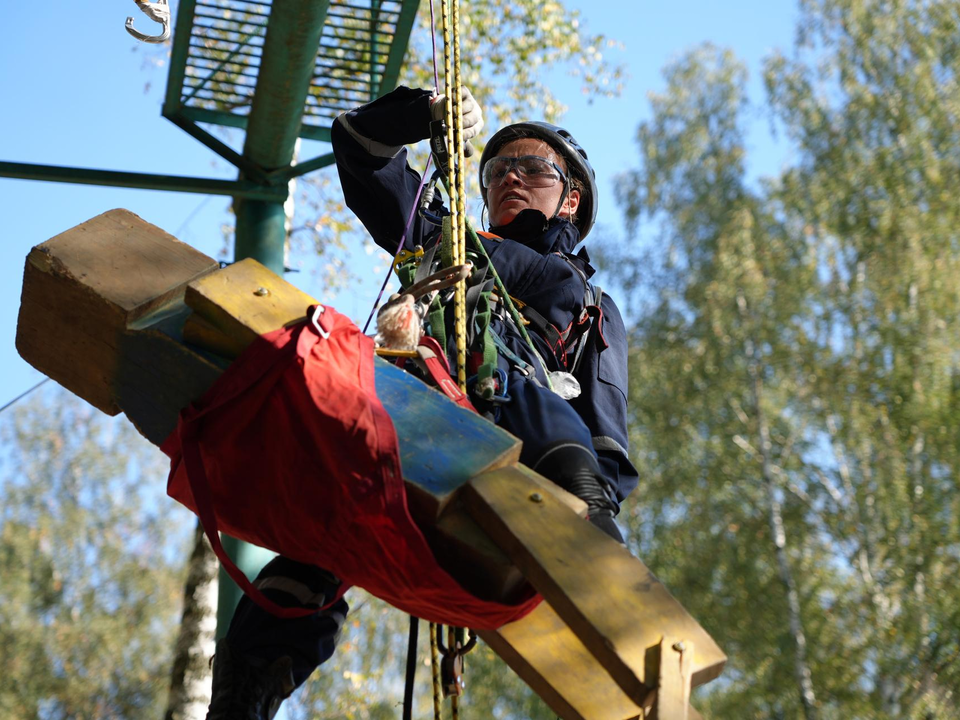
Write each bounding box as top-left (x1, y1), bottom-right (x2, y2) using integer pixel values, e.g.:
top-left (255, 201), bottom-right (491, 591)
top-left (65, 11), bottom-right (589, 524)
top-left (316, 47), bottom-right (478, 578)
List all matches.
top-left (551, 180), bottom-right (571, 222)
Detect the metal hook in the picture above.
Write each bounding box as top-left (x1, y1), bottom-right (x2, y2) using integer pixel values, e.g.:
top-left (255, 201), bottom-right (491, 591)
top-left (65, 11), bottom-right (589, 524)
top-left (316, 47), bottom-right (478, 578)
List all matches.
top-left (125, 0), bottom-right (171, 44)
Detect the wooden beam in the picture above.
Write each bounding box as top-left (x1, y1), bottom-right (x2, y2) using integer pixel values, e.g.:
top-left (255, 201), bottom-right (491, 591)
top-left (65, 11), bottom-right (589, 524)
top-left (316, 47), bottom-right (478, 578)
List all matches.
top-left (647, 638), bottom-right (694, 720)
top-left (16, 208), bottom-right (220, 418)
top-left (461, 465), bottom-right (726, 705)
top-left (13, 209), bottom-right (533, 602)
top-left (16, 210), bottom-right (726, 719)
top-left (480, 601), bottom-right (645, 720)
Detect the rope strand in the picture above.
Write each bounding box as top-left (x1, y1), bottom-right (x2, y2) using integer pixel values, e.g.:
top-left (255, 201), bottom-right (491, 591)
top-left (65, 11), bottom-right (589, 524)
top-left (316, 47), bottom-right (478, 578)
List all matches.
top-left (451, 0), bottom-right (468, 392)
top-left (430, 622), bottom-right (443, 720)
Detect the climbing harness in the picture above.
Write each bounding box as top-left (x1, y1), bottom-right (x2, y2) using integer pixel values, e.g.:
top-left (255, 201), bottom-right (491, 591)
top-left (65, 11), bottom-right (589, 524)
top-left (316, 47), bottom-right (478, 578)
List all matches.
top-left (125, 0), bottom-right (171, 44)
top-left (369, 0), bottom-right (606, 712)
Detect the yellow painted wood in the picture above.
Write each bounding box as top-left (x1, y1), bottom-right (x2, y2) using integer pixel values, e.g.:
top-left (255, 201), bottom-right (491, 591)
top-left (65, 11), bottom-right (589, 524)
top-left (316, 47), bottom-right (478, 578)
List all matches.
top-left (461, 466), bottom-right (726, 705)
top-left (433, 502), bottom-right (528, 604)
top-left (16, 209), bottom-right (219, 414)
top-left (17, 213), bottom-right (527, 604)
top-left (375, 348), bottom-right (420, 358)
top-left (182, 311), bottom-right (248, 360)
top-left (648, 637), bottom-right (693, 720)
top-left (433, 471), bottom-right (585, 605)
top-left (184, 258), bottom-right (317, 348)
top-left (480, 601), bottom-right (645, 720)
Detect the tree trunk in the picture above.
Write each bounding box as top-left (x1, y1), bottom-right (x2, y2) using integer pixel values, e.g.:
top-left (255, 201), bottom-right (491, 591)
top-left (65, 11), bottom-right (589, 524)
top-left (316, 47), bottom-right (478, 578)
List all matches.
top-left (165, 522), bottom-right (219, 720)
top-left (745, 334), bottom-right (819, 720)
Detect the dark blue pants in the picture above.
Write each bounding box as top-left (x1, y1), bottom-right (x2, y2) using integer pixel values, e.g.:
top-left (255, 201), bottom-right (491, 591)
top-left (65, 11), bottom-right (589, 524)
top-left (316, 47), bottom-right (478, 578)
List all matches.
top-left (496, 366), bottom-right (597, 471)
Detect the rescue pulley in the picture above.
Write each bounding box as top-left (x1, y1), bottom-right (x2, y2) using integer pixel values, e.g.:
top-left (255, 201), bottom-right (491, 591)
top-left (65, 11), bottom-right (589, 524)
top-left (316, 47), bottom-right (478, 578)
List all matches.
top-left (438, 627), bottom-right (478, 697)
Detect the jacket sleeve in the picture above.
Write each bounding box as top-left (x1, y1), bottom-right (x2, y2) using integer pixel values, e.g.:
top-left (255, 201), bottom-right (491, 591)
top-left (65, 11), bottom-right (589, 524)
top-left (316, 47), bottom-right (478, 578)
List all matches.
top-left (568, 293), bottom-right (639, 507)
top-left (331, 86), bottom-right (442, 255)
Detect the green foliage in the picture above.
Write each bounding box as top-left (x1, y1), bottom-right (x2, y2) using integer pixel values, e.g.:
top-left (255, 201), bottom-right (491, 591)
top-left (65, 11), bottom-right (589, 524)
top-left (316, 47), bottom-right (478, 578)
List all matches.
top-left (0, 388), bottom-right (192, 719)
top-left (612, 2), bottom-right (960, 718)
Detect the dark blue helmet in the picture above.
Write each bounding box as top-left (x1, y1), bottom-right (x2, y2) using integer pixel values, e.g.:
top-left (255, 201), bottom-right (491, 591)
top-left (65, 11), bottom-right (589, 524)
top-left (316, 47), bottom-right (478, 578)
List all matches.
top-left (479, 121), bottom-right (598, 239)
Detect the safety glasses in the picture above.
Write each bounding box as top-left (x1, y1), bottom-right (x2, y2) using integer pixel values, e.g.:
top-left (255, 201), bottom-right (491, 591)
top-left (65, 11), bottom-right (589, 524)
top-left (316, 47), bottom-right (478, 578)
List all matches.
top-left (481, 155), bottom-right (566, 189)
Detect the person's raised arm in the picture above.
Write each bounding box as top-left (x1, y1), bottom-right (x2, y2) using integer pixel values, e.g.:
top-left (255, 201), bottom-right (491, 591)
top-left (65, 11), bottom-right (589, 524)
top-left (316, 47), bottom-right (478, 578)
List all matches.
top-left (332, 86), bottom-right (483, 254)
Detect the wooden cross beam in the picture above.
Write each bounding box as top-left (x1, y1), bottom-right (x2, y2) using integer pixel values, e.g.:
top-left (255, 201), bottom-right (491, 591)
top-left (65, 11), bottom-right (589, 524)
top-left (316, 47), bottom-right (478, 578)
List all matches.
top-left (16, 209), bottom-right (725, 719)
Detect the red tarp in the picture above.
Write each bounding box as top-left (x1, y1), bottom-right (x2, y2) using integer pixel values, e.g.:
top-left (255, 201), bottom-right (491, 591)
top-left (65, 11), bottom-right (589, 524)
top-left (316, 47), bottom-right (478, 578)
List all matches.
top-left (162, 305), bottom-right (539, 629)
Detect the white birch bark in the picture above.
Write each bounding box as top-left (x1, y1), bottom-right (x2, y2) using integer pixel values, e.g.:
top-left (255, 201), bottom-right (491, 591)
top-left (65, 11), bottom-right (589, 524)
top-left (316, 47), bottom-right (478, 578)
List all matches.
top-left (165, 522), bottom-right (219, 720)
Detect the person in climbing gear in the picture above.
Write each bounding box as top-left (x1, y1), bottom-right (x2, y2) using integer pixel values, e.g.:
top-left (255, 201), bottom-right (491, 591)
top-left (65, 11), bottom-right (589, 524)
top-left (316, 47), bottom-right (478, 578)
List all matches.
top-left (204, 86), bottom-right (639, 719)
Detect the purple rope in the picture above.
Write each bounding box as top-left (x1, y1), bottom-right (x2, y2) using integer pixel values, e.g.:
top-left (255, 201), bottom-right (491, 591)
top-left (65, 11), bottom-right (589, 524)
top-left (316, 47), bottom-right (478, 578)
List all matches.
top-left (362, 0), bottom-right (443, 336)
top-left (362, 155), bottom-right (434, 335)
top-left (430, 0), bottom-right (440, 91)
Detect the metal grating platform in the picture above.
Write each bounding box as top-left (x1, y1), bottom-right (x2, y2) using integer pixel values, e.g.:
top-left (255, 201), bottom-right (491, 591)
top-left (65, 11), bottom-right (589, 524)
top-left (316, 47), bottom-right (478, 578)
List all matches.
top-left (165, 0), bottom-right (419, 143)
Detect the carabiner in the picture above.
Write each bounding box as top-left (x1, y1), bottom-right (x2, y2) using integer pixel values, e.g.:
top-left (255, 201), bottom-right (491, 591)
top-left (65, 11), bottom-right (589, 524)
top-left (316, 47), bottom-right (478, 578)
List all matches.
top-left (126, 0), bottom-right (171, 44)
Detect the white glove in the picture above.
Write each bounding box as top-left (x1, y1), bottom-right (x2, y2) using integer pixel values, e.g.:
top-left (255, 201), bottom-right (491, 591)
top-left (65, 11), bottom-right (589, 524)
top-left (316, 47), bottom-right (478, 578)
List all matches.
top-left (431, 86), bottom-right (484, 142)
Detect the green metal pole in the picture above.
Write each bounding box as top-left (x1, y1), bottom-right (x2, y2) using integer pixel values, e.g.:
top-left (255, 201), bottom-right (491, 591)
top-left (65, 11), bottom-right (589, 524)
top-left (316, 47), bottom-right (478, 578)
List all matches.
top-left (216, 0), bottom-right (332, 639)
top-left (234, 199), bottom-right (288, 275)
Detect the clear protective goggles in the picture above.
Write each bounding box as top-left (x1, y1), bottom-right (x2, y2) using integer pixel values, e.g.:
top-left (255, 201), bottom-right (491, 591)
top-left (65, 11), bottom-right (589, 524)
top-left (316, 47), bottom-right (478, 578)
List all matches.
top-left (480, 155), bottom-right (567, 189)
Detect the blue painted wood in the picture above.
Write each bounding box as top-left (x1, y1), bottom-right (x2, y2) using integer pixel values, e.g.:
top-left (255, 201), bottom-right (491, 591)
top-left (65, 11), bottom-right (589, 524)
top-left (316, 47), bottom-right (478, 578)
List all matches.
top-left (374, 358), bottom-right (521, 509)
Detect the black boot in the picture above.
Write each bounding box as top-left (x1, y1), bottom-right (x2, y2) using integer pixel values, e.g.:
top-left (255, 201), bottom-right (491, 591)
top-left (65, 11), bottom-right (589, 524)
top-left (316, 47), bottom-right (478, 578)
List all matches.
top-left (532, 443), bottom-right (624, 543)
top-left (206, 639), bottom-right (295, 720)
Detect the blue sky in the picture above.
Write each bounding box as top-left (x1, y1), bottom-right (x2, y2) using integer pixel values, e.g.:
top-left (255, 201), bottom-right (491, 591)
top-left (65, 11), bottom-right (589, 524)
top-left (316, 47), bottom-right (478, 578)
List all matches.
top-left (0, 1), bottom-right (799, 412)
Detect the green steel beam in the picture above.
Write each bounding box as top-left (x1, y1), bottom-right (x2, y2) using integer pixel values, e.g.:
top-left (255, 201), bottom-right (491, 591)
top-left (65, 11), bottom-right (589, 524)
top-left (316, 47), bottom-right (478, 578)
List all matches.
top-left (0, 161), bottom-right (286, 201)
top-left (175, 106), bottom-right (333, 143)
top-left (380, 0), bottom-right (421, 96)
top-left (163, 0), bottom-right (199, 117)
top-left (234, 0), bottom-right (332, 267)
top-left (163, 111), bottom-right (270, 184)
top-left (266, 152), bottom-right (336, 183)
top-left (234, 198), bottom-right (288, 275)
top-left (370, 1), bottom-right (382, 98)
top-left (176, 105), bottom-right (250, 133)
top-left (242, 1), bottom-right (332, 170)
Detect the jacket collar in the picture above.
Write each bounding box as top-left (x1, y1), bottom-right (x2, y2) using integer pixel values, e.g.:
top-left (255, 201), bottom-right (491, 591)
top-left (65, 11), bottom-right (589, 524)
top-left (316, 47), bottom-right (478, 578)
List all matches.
top-left (490, 210), bottom-right (596, 278)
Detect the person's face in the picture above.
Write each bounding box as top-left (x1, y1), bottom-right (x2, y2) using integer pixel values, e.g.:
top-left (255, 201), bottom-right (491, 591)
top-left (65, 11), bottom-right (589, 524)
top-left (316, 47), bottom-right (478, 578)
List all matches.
top-left (484, 138), bottom-right (580, 227)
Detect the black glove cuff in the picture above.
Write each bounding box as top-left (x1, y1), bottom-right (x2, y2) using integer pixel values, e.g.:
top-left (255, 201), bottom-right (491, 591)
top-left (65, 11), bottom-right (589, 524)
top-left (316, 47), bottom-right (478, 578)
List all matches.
top-left (347, 86), bottom-right (434, 147)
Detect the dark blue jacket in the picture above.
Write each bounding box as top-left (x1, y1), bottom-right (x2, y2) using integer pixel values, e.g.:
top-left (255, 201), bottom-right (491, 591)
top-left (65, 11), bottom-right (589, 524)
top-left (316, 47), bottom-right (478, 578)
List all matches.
top-left (332, 87), bottom-right (639, 506)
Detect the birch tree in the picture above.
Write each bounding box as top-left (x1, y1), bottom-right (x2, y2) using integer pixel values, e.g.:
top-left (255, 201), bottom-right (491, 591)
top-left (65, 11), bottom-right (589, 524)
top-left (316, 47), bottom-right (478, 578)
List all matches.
top-left (612, 1), bottom-right (960, 717)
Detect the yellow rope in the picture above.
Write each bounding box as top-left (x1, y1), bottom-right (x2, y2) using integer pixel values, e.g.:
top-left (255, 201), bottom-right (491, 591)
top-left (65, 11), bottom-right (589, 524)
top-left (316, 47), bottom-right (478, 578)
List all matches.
top-left (451, 0), bottom-right (468, 394)
top-left (431, 623), bottom-right (443, 720)
top-left (440, 0), bottom-right (468, 392)
top-left (432, 5), bottom-right (469, 719)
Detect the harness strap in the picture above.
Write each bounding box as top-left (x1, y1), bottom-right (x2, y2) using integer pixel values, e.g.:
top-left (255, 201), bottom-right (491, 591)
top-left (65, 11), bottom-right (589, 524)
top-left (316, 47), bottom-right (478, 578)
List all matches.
top-left (517, 303), bottom-right (568, 369)
top-left (415, 336), bottom-right (477, 412)
top-left (568, 286), bottom-right (608, 376)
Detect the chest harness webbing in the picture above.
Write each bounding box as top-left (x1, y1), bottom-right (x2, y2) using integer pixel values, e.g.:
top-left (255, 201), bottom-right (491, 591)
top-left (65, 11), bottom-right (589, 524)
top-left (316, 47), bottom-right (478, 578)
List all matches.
top-left (394, 221), bottom-right (608, 406)
top-left (512, 253), bottom-right (610, 375)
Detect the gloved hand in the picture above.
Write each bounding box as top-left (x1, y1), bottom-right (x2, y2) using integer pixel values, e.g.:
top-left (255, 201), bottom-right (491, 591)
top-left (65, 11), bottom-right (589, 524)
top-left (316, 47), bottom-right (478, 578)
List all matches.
top-left (430, 86), bottom-right (484, 143)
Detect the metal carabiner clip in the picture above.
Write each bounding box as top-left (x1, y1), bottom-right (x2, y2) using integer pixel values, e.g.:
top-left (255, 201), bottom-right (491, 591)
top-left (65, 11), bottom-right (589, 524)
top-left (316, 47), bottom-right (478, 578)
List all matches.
top-left (126, 0), bottom-right (171, 44)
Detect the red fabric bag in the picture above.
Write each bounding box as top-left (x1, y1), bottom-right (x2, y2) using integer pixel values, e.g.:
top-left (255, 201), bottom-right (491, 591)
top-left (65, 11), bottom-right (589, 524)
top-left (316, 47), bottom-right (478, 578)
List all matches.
top-left (162, 304), bottom-right (539, 629)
